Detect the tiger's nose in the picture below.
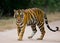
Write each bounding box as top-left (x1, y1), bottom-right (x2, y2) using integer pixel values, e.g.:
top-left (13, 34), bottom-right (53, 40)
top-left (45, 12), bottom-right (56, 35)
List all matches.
top-left (17, 20), bottom-right (20, 23)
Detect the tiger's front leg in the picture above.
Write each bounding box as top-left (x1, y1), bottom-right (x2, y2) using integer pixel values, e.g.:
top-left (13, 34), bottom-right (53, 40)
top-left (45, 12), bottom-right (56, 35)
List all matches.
top-left (16, 23), bottom-right (22, 40)
top-left (17, 27), bottom-right (21, 36)
top-left (18, 25), bottom-right (26, 41)
top-left (16, 22), bottom-right (26, 41)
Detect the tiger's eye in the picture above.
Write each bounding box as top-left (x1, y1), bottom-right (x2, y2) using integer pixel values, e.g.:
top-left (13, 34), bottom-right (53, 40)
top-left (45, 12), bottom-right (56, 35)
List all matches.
top-left (20, 13), bottom-right (24, 18)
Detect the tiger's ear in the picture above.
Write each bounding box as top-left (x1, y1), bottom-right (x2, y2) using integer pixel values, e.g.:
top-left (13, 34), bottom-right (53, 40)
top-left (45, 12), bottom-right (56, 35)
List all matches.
top-left (14, 9), bottom-right (16, 12)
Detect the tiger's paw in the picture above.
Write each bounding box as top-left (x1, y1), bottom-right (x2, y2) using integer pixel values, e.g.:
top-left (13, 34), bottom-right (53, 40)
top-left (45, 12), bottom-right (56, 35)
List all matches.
top-left (18, 38), bottom-right (22, 41)
top-left (37, 38), bottom-right (43, 40)
top-left (28, 36), bottom-right (32, 39)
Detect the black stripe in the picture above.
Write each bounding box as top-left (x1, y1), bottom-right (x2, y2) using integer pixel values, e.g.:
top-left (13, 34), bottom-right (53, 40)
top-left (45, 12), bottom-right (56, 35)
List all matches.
top-left (20, 22), bottom-right (23, 25)
top-left (31, 25), bottom-right (37, 33)
top-left (39, 25), bottom-right (44, 29)
top-left (37, 22), bottom-right (40, 25)
top-left (18, 27), bottom-right (21, 32)
top-left (45, 17), bottom-right (47, 19)
top-left (33, 28), bottom-right (37, 31)
top-left (47, 25), bottom-right (50, 29)
top-left (38, 22), bottom-right (44, 28)
top-left (45, 20), bottom-right (48, 24)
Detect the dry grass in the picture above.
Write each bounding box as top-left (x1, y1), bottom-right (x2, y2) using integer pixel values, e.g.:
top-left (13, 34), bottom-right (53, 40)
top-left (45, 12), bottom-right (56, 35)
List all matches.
top-left (0, 18), bottom-right (16, 31)
top-left (0, 12), bottom-right (60, 31)
top-left (47, 12), bottom-right (60, 22)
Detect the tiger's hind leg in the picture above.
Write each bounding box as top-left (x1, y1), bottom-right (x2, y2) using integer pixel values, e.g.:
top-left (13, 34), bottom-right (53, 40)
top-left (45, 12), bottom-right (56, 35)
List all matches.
top-left (28, 24), bottom-right (37, 39)
top-left (37, 22), bottom-right (45, 40)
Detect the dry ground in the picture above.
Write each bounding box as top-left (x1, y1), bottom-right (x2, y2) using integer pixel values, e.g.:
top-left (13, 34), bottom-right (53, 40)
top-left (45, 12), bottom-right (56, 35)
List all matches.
top-left (0, 12), bottom-right (60, 43)
top-left (0, 18), bottom-right (16, 31)
top-left (0, 20), bottom-right (60, 43)
top-left (0, 12), bottom-right (60, 31)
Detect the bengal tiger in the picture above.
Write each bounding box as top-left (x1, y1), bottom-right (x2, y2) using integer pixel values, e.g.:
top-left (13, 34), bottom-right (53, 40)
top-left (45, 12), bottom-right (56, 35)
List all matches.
top-left (14, 8), bottom-right (59, 41)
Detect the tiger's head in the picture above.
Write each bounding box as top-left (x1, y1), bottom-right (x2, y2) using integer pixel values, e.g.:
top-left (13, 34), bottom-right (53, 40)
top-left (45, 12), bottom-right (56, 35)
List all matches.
top-left (14, 9), bottom-right (24, 21)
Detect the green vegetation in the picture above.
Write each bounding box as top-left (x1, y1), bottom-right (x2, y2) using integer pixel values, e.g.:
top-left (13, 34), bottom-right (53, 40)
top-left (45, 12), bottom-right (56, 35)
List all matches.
top-left (0, 0), bottom-right (60, 17)
top-left (0, 0), bottom-right (60, 31)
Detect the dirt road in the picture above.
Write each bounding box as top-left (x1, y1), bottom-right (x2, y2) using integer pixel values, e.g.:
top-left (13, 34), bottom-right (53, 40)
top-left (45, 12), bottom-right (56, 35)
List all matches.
top-left (0, 20), bottom-right (60, 43)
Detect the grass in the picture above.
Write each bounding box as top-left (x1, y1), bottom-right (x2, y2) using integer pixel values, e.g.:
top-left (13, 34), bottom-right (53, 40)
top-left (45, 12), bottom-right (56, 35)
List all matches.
top-left (0, 12), bottom-right (60, 31)
top-left (47, 12), bottom-right (60, 22)
top-left (0, 18), bottom-right (16, 31)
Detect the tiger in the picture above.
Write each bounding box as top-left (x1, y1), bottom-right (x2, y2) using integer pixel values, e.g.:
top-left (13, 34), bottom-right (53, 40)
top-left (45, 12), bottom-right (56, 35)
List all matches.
top-left (14, 8), bottom-right (59, 41)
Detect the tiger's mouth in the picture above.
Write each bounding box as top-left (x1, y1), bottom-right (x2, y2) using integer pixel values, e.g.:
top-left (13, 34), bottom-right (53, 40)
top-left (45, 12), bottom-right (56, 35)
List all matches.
top-left (16, 18), bottom-right (23, 23)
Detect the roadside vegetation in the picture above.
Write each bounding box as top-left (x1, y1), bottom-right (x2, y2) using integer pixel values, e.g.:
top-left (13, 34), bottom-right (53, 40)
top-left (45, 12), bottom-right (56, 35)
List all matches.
top-left (0, 12), bottom-right (60, 31)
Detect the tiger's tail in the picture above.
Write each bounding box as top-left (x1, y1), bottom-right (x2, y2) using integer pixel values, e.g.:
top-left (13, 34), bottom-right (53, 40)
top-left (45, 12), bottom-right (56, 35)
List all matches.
top-left (44, 14), bottom-right (59, 32)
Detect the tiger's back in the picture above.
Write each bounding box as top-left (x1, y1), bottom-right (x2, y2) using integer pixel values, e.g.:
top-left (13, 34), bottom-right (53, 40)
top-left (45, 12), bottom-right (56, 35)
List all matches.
top-left (23, 8), bottom-right (44, 25)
